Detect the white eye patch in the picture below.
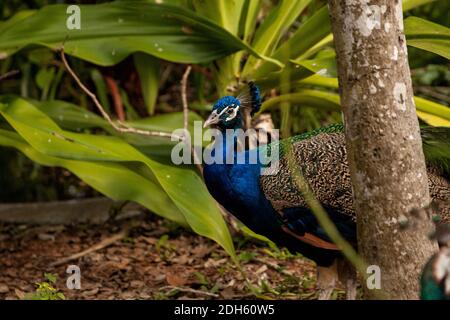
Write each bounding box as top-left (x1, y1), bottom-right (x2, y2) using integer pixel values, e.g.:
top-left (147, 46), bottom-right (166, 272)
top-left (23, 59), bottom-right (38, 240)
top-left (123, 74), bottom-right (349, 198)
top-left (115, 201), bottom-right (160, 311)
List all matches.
top-left (225, 105), bottom-right (240, 121)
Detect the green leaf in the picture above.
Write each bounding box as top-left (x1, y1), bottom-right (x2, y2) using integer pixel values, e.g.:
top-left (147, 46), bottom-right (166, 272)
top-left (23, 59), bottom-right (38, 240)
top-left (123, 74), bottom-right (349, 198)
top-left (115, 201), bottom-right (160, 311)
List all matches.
top-left (34, 99), bottom-right (107, 130)
top-left (260, 89), bottom-right (341, 113)
top-left (251, 5), bottom-right (331, 79)
top-left (414, 96), bottom-right (450, 122)
top-left (0, 97), bottom-right (236, 260)
top-left (239, 0), bottom-right (262, 42)
top-left (134, 53), bottom-right (160, 115)
top-left (298, 74), bottom-right (339, 89)
top-left (16, 97), bottom-right (205, 159)
top-left (35, 67), bottom-right (55, 100)
top-left (90, 69), bottom-right (111, 114)
top-left (243, 0), bottom-right (312, 76)
top-left (250, 2), bottom-right (438, 80)
top-left (417, 111), bottom-right (450, 127)
top-left (297, 75), bottom-right (450, 123)
top-left (0, 9), bottom-right (35, 34)
top-left (192, 0), bottom-right (245, 36)
top-left (256, 64), bottom-right (314, 90)
top-left (292, 53), bottom-right (337, 78)
top-left (402, 0), bottom-right (437, 11)
top-left (0, 2), bottom-right (253, 65)
top-left (261, 86), bottom-right (450, 127)
top-left (405, 17), bottom-right (450, 60)
top-left (0, 128), bottom-right (187, 225)
top-left (44, 273), bottom-right (57, 284)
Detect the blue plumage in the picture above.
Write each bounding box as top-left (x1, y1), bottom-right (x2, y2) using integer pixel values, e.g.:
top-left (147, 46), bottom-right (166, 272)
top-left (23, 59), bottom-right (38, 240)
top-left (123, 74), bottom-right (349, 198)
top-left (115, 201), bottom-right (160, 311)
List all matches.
top-left (203, 83), bottom-right (450, 270)
top-left (202, 83), bottom-right (345, 266)
top-left (248, 81), bottom-right (262, 115)
top-left (202, 131), bottom-right (341, 266)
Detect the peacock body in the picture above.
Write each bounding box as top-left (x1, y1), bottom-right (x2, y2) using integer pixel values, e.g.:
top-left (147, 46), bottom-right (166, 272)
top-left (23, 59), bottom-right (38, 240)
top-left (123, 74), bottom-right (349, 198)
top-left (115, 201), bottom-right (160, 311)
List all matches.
top-left (203, 83), bottom-right (450, 270)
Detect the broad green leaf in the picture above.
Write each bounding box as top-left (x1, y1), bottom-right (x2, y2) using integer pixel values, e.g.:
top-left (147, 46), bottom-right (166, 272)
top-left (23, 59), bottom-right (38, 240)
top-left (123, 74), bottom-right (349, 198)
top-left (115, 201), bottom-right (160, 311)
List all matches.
top-left (0, 2), bottom-right (266, 66)
top-left (134, 53), bottom-right (160, 115)
top-left (29, 98), bottom-right (203, 136)
top-left (256, 64), bottom-right (314, 90)
top-left (405, 17), bottom-right (450, 38)
top-left (298, 34), bottom-right (334, 61)
top-left (292, 56), bottom-right (337, 78)
top-left (260, 89), bottom-right (341, 113)
top-left (407, 39), bottom-right (450, 60)
top-left (34, 99), bottom-right (108, 130)
top-left (0, 9), bottom-right (35, 34)
top-left (261, 86), bottom-right (450, 126)
top-left (119, 88), bottom-right (140, 120)
top-left (417, 111), bottom-right (450, 127)
top-left (250, 2), bottom-right (438, 80)
top-left (251, 5), bottom-right (331, 79)
top-left (90, 69), bottom-right (111, 114)
top-left (0, 128), bottom-right (187, 226)
top-left (414, 96), bottom-right (450, 122)
top-left (297, 75), bottom-right (450, 123)
top-left (18, 98), bottom-right (205, 159)
top-left (192, 0), bottom-right (245, 36)
top-left (243, 0), bottom-right (312, 76)
top-left (238, 0), bottom-right (262, 43)
top-left (232, 0), bottom-right (262, 78)
top-left (298, 74), bottom-right (339, 89)
top-left (0, 97), bottom-right (236, 260)
top-left (405, 17), bottom-right (450, 60)
top-left (402, 0), bottom-right (437, 11)
top-left (35, 67), bottom-right (55, 100)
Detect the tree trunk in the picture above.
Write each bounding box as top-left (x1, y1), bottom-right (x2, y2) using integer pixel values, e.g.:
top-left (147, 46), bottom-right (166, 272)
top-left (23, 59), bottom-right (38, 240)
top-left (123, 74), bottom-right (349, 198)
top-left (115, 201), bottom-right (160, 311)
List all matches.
top-left (327, 0), bottom-right (438, 299)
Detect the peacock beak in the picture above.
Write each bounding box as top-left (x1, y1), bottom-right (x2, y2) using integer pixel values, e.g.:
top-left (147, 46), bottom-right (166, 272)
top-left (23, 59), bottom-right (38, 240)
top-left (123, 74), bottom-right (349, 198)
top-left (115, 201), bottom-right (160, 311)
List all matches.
top-left (203, 113), bottom-right (220, 128)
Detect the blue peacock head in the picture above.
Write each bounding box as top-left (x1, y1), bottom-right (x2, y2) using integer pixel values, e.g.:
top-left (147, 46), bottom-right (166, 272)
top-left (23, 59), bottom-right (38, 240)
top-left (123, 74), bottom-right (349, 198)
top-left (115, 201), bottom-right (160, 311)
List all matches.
top-left (204, 82), bottom-right (262, 130)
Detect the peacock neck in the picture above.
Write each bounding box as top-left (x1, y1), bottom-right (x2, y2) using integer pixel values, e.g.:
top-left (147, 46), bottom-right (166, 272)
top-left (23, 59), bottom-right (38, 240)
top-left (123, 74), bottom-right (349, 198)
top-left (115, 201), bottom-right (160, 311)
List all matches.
top-left (211, 126), bottom-right (243, 163)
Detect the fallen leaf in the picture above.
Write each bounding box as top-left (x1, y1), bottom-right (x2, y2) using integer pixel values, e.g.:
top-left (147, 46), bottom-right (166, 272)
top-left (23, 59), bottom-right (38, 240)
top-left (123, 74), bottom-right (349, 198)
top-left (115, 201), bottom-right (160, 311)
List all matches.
top-left (14, 288), bottom-right (25, 299)
top-left (255, 265), bottom-right (268, 275)
top-left (130, 280), bottom-right (145, 289)
top-left (220, 286), bottom-right (236, 299)
top-left (82, 287), bottom-right (99, 297)
top-left (0, 284), bottom-right (9, 293)
top-left (166, 273), bottom-right (187, 287)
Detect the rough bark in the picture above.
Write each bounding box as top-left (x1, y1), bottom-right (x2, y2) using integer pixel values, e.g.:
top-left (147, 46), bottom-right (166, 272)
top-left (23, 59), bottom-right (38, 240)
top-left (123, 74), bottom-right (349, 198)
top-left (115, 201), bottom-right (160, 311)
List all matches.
top-left (328, 0), bottom-right (438, 299)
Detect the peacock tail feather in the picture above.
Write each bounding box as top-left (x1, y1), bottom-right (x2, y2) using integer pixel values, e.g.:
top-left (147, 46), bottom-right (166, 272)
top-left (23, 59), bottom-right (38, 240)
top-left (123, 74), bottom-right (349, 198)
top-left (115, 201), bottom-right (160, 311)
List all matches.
top-left (265, 123), bottom-right (450, 175)
top-left (260, 123), bottom-right (449, 232)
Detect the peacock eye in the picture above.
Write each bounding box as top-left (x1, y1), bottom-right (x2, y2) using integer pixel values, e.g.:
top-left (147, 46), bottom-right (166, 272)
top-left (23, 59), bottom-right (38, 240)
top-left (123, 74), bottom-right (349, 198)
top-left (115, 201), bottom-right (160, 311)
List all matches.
top-left (226, 108), bottom-right (233, 114)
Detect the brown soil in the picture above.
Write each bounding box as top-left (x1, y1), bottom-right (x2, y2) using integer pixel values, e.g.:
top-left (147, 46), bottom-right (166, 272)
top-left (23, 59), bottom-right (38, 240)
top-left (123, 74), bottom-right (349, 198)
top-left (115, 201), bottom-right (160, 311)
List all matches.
top-left (0, 214), bottom-right (345, 300)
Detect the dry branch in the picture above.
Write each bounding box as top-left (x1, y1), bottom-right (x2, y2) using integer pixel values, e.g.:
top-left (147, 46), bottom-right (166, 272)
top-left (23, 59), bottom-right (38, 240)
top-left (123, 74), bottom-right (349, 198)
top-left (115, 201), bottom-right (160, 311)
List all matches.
top-left (50, 229), bottom-right (128, 267)
top-left (60, 50), bottom-right (182, 140)
top-left (181, 65), bottom-right (192, 133)
top-left (0, 70), bottom-right (19, 82)
top-left (159, 285), bottom-right (219, 298)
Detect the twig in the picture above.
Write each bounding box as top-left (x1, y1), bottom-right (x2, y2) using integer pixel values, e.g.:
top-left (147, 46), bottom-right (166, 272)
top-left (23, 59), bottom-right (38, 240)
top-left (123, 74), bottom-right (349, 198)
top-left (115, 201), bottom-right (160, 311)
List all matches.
top-left (49, 229), bottom-right (128, 267)
top-left (181, 65), bottom-right (192, 132)
top-left (60, 50), bottom-right (182, 140)
top-left (159, 285), bottom-right (219, 298)
top-left (104, 75), bottom-right (126, 121)
top-left (415, 86), bottom-right (450, 104)
top-left (252, 257), bottom-right (294, 278)
top-left (180, 65), bottom-right (204, 174)
top-left (61, 49), bottom-right (204, 174)
top-left (0, 70), bottom-right (19, 82)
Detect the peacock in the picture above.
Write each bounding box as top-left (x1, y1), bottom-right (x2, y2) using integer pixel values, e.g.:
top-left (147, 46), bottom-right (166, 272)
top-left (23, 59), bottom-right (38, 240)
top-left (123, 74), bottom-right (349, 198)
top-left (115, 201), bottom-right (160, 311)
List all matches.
top-left (421, 224), bottom-right (450, 300)
top-left (202, 82), bottom-right (450, 299)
